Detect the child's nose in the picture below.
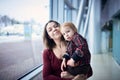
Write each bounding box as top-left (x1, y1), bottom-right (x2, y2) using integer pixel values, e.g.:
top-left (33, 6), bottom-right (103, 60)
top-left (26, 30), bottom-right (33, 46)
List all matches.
top-left (66, 34), bottom-right (68, 37)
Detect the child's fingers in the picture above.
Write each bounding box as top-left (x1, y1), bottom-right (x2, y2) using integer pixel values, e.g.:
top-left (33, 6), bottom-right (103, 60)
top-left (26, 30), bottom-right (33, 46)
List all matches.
top-left (74, 62), bottom-right (79, 66)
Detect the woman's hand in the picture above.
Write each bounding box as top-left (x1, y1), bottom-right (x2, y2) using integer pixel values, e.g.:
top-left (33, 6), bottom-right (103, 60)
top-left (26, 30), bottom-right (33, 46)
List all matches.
top-left (61, 71), bottom-right (87, 80)
top-left (72, 74), bottom-right (87, 80)
top-left (61, 58), bottom-right (66, 71)
top-left (61, 71), bottom-right (74, 78)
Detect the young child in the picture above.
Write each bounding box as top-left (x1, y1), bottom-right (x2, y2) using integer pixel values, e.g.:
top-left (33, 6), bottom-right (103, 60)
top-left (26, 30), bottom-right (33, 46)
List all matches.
top-left (60, 22), bottom-right (92, 78)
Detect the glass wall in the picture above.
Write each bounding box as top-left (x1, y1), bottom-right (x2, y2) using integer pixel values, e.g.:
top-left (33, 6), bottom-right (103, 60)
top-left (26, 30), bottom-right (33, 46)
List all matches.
top-left (0, 0), bottom-right (49, 42)
top-left (0, 0), bottom-right (49, 79)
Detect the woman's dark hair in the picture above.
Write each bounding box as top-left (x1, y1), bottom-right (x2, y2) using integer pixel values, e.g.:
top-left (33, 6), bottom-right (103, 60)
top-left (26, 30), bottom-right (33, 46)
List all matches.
top-left (43, 20), bottom-right (64, 49)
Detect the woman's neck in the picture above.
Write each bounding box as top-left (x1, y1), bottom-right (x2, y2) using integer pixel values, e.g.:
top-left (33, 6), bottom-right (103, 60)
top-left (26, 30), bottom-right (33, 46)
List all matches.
top-left (53, 39), bottom-right (66, 59)
top-left (54, 39), bottom-right (62, 48)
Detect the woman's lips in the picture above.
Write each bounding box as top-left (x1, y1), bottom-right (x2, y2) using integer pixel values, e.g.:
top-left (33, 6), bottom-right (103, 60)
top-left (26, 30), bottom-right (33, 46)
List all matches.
top-left (53, 31), bottom-right (60, 34)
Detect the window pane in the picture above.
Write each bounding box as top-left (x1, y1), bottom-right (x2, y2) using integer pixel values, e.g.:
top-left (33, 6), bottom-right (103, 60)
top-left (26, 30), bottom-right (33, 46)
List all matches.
top-left (0, 0), bottom-right (49, 79)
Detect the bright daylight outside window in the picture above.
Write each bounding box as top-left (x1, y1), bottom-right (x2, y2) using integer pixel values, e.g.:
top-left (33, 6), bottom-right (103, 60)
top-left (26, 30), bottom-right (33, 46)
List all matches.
top-left (0, 0), bottom-right (49, 80)
top-left (0, 0), bottom-right (49, 42)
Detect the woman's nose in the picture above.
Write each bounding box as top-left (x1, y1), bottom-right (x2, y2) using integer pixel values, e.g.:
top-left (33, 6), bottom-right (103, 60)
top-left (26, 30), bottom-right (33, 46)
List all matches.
top-left (53, 27), bottom-right (57, 32)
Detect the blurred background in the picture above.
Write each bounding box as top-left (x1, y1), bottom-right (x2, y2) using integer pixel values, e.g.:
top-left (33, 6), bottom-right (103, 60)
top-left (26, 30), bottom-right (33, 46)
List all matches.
top-left (0, 0), bottom-right (120, 80)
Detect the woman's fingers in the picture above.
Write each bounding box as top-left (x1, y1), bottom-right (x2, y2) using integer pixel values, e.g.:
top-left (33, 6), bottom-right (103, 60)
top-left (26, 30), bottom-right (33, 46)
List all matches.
top-left (72, 74), bottom-right (87, 80)
top-left (61, 71), bottom-right (74, 78)
top-left (61, 62), bottom-right (64, 71)
top-left (63, 61), bottom-right (66, 67)
top-left (61, 60), bottom-right (66, 71)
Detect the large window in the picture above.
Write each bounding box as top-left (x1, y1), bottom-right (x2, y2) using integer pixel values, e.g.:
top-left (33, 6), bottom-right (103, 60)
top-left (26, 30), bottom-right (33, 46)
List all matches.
top-left (0, 0), bottom-right (49, 79)
top-left (0, 0), bottom-right (49, 42)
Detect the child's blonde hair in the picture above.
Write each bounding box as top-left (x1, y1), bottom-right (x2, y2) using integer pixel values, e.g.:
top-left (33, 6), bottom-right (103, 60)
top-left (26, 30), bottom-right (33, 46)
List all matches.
top-left (61, 22), bottom-right (77, 32)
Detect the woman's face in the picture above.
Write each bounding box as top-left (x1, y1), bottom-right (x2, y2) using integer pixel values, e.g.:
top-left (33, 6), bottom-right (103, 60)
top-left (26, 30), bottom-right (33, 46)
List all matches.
top-left (46, 22), bottom-right (62, 40)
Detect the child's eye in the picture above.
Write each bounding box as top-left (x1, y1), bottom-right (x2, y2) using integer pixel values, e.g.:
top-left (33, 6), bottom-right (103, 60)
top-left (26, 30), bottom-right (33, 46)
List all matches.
top-left (62, 33), bottom-right (65, 35)
top-left (66, 30), bottom-right (70, 33)
top-left (54, 25), bottom-right (58, 28)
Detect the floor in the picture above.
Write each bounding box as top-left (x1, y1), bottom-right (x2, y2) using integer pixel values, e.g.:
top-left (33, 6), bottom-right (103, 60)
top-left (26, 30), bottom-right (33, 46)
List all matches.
top-left (88, 53), bottom-right (120, 80)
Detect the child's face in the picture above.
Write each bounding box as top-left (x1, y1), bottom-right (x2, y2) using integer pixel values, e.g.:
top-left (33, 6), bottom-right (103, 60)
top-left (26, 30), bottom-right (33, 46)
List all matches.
top-left (61, 26), bottom-right (75, 41)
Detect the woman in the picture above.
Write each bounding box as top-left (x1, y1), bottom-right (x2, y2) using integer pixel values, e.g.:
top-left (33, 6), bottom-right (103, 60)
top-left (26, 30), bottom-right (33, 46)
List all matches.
top-left (42, 20), bottom-right (92, 80)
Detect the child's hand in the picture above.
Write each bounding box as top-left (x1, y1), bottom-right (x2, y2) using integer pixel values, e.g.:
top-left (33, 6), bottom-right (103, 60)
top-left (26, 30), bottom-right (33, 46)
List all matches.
top-left (61, 58), bottom-right (66, 71)
top-left (67, 58), bottom-right (75, 67)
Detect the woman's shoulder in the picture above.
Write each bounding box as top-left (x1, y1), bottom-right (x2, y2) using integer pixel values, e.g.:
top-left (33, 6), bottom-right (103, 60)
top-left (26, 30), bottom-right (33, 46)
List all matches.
top-left (43, 48), bottom-right (55, 60)
top-left (43, 48), bottom-right (53, 55)
top-left (43, 48), bottom-right (51, 53)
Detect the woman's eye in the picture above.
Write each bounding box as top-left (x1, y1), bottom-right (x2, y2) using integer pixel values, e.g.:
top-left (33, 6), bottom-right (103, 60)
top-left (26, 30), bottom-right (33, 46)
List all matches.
top-left (48, 29), bottom-right (52, 32)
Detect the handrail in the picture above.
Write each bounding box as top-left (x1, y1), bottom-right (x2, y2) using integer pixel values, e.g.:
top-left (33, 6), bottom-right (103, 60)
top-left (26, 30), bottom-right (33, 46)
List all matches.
top-left (18, 64), bottom-right (43, 80)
